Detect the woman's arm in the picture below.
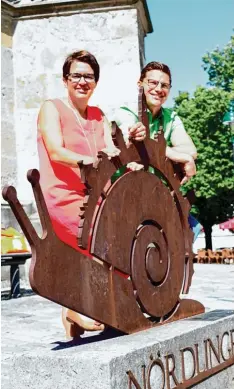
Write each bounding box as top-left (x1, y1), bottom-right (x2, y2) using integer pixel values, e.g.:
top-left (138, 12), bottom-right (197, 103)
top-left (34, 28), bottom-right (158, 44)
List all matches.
top-left (38, 101), bottom-right (95, 167)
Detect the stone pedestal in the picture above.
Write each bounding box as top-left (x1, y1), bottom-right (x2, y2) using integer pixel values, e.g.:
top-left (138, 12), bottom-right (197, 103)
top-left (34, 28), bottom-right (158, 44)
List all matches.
top-left (5, 310), bottom-right (234, 389)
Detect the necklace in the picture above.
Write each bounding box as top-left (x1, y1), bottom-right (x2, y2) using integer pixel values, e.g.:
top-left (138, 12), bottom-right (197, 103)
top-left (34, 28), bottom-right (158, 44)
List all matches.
top-left (68, 99), bottom-right (98, 159)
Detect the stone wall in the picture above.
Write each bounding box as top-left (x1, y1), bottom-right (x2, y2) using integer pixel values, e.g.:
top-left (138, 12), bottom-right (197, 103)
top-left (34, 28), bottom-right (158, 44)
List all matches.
top-left (13, 7), bottom-right (146, 200)
top-left (1, 5), bottom-right (17, 191)
top-left (1, 0), bottom-right (152, 202)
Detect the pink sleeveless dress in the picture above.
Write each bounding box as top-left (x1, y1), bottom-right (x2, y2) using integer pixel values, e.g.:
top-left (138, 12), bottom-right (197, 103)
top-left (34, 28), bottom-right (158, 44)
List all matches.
top-left (37, 99), bottom-right (106, 254)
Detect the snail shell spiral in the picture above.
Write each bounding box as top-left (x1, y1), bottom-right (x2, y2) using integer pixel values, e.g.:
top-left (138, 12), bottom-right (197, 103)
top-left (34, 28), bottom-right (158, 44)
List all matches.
top-left (91, 169), bottom-right (185, 322)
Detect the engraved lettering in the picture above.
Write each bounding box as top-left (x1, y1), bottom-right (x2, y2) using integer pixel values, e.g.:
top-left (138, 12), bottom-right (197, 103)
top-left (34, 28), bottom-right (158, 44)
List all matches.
top-left (127, 366), bottom-right (146, 389)
top-left (194, 343), bottom-right (205, 374)
top-left (221, 332), bottom-right (232, 361)
top-left (230, 329), bottom-right (234, 356)
top-left (204, 339), bottom-right (209, 370)
top-left (208, 336), bottom-right (221, 368)
top-left (125, 331), bottom-right (234, 388)
top-left (180, 347), bottom-right (196, 381)
top-left (147, 358), bottom-right (165, 389)
top-left (165, 354), bottom-right (180, 389)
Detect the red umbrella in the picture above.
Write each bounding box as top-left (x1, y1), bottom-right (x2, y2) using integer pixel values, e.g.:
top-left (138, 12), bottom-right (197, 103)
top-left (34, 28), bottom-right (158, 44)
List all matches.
top-left (219, 218), bottom-right (234, 230)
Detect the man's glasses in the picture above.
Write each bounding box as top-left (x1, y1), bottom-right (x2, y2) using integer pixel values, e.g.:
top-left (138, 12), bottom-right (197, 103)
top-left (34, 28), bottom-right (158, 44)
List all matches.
top-left (145, 79), bottom-right (171, 91)
top-left (67, 73), bottom-right (96, 84)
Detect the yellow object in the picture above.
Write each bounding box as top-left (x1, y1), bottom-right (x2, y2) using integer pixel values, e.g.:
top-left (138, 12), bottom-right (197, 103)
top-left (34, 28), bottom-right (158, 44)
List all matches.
top-left (1, 227), bottom-right (30, 254)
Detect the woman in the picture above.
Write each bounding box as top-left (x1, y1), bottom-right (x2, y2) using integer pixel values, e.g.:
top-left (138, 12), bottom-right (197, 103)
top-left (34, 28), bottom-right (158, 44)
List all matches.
top-left (114, 61), bottom-right (197, 183)
top-left (37, 50), bottom-right (122, 338)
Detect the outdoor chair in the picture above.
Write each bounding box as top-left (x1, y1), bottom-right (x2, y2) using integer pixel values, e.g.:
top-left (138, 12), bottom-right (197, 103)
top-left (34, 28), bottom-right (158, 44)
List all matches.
top-left (207, 249), bottom-right (222, 264)
top-left (221, 248), bottom-right (233, 264)
top-left (196, 249), bottom-right (208, 263)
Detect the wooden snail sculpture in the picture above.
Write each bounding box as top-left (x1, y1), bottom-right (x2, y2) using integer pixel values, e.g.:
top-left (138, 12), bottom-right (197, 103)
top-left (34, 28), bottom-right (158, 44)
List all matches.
top-left (2, 89), bottom-right (204, 334)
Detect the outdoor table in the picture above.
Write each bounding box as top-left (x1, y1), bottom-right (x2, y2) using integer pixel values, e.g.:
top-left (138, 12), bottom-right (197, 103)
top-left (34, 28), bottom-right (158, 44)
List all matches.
top-left (1, 252), bottom-right (32, 298)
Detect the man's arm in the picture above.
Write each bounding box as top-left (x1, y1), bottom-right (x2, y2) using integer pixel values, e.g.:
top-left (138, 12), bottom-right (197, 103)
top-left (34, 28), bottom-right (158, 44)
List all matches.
top-left (114, 108), bottom-right (146, 144)
top-left (166, 148), bottom-right (195, 163)
top-left (166, 115), bottom-right (197, 183)
top-left (114, 108), bottom-right (137, 144)
top-left (169, 115), bottom-right (197, 159)
top-left (114, 108), bottom-right (196, 180)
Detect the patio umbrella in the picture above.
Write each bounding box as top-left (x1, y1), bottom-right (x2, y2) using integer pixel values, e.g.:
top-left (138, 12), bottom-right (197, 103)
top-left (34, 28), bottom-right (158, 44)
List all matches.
top-left (219, 218), bottom-right (234, 230)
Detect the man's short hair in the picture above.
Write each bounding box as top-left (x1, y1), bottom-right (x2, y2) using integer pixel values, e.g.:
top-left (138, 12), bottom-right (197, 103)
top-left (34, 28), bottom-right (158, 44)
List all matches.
top-left (140, 61), bottom-right (172, 86)
top-left (63, 50), bottom-right (100, 82)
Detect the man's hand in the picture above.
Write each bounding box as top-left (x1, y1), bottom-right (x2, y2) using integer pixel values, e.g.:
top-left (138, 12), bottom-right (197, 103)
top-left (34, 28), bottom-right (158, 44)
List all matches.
top-left (127, 162), bottom-right (144, 171)
top-left (166, 147), bottom-right (197, 185)
top-left (129, 122), bottom-right (146, 142)
top-left (180, 158), bottom-right (197, 185)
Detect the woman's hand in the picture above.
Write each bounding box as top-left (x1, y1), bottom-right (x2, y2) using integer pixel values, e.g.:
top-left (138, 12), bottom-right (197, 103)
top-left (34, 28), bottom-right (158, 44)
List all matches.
top-left (101, 146), bottom-right (121, 159)
top-left (80, 156), bottom-right (98, 165)
top-left (128, 122), bottom-right (146, 142)
top-left (78, 148), bottom-right (120, 166)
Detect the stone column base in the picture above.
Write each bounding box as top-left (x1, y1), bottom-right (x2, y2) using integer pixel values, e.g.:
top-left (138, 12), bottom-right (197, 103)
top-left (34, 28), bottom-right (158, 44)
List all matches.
top-left (4, 309), bottom-right (234, 389)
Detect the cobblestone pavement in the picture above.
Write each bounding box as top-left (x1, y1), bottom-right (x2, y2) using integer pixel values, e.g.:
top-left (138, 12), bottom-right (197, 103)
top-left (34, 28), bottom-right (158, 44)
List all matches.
top-left (2, 264), bottom-right (234, 381)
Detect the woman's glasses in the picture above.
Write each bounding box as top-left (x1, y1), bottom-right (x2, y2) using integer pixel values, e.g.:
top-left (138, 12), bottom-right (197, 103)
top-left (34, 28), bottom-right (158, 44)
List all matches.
top-left (145, 79), bottom-right (171, 91)
top-left (67, 73), bottom-right (96, 84)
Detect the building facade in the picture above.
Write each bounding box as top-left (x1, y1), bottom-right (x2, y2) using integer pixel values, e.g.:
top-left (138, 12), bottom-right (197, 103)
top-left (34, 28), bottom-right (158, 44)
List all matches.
top-left (1, 0), bottom-right (152, 204)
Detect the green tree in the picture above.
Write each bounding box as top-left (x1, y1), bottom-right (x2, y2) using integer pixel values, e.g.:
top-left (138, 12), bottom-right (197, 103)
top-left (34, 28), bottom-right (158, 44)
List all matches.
top-left (202, 34), bottom-right (234, 92)
top-left (174, 87), bottom-right (234, 249)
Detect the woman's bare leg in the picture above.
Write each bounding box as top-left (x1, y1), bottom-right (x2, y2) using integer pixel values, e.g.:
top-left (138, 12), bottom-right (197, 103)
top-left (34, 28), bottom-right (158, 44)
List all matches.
top-left (62, 307), bottom-right (104, 339)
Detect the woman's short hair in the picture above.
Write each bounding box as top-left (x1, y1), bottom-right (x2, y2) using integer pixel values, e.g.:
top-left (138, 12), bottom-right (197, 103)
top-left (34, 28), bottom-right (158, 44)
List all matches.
top-left (140, 61), bottom-right (172, 86)
top-left (63, 50), bottom-right (100, 82)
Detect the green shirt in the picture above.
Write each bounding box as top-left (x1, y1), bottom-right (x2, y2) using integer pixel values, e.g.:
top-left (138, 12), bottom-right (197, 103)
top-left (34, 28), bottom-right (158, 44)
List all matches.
top-left (112, 106), bottom-right (185, 180)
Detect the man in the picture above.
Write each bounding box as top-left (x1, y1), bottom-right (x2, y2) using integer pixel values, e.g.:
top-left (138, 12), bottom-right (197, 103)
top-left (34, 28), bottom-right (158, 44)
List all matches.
top-left (113, 61), bottom-right (201, 238)
top-left (114, 61), bottom-right (197, 184)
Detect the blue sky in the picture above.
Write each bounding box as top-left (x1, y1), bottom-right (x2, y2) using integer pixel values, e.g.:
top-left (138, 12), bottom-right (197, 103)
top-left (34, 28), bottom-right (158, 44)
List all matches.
top-left (145, 0), bottom-right (234, 107)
